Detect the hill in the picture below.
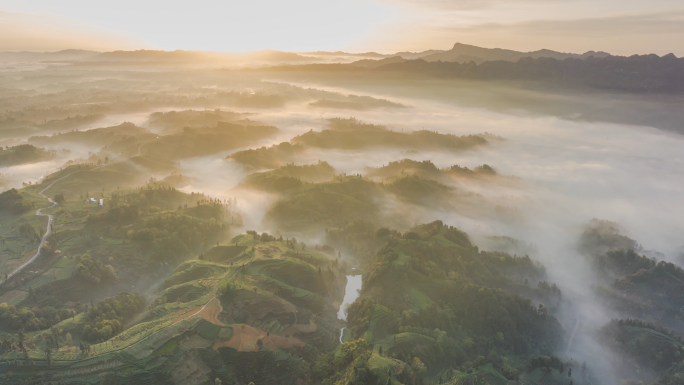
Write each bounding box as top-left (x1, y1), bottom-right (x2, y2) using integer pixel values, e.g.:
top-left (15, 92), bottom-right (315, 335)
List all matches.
top-left (292, 118), bottom-right (488, 151)
top-left (365, 159), bottom-right (497, 181)
top-left (146, 110), bottom-right (253, 134)
top-left (0, 49), bottom-right (100, 62)
top-left (142, 122), bottom-right (278, 160)
top-left (0, 144), bottom-right (57, 167)
top-left (308, 94), bottom-right (406, 110)
top-left (420, 42), bottom-right (610, 63)
top-left (599, 319), bottom-right (684, 374)
top-left (28, 122), bottom-right (152, 148)
top-left (239, 162), bottom-right (336, 192)
top-left (227, 142), bottom-right (307, 169)
top-left (375, 54), bottom-right (684, 93)
top-left (316, 220), bottom-right (564, 384)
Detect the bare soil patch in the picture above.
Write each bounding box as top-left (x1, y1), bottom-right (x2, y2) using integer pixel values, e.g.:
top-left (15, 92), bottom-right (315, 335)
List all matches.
top-left (213, 324), bottom-right (305, 351)
top-left (196, 298), bottom-right (223, 325)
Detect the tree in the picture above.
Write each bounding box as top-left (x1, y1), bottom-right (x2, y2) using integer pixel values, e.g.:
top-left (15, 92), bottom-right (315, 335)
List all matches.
top-left (257, 339), bottom-right (263, 349)
top-left (54, 193), bottom-right (65, 204)
top-left (378, 346), bottom-right (383, 356)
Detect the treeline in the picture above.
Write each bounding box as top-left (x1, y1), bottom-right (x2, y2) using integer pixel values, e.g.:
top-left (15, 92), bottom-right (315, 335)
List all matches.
top-left (291, 118), bottom-right (487, 151)
top-left (82, 292), bottom-right (145, 342)
top-left (87, 204), bottom-right (139, 223)
top-left (75, 254), bottom-right (117, 285)
top-left (0, 303), bottom-right (76, 331)
top-left (595, 248), bottom-right (656, 278)
top-left (599, 318), bottom-right (684, 372)
top-left (363, 221), bottom-right (543, 289)
top-left (0, 189), bottom-right (30, 214)
top-left (227, 141), bottom-right (306, 169)
top-left (345, 220), bottom-right (562, 377)
top-left (126, 212), bottom-right (226, 261)
top-left (0, 144), bottom-right (56, 167)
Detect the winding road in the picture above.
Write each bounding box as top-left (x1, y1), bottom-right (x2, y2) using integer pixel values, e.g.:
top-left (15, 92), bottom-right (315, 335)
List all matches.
top-left (3, 136), bottom-right (159, 283)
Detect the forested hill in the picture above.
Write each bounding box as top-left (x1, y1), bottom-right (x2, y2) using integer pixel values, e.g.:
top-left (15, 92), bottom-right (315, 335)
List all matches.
top-left (258, 54), bottom-right (684, 94)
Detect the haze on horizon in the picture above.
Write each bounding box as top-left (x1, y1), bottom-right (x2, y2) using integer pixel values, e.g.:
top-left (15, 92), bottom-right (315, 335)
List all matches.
top-left (1, 2), bottom-right (684, 385)
top-left (2, 0), bottom-right (684, 56)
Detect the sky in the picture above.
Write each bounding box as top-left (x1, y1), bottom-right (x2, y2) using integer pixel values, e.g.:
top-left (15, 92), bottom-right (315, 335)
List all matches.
top-left (1, 0), bottom-right (683, 55)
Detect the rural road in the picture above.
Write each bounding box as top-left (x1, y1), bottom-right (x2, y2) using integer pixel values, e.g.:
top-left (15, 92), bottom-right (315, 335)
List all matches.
top-left (5, 169), bottom-right (88, 281)
top-left (3, 136), bottom-right (159, 283)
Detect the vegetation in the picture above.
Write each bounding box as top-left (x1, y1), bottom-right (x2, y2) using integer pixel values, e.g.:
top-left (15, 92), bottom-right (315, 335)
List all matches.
top-left (0, 188), bottom-right (30, 214)
top-left (227, 142), bottom-right (307, 169)
top-left (143, 122), bottom-right (278, 160)
top-left (0, 57), bottom-right (679, 385)
top-left (0, 144), bottom-right (56, 167)
top-left (29, 122), bottom-right (149, 147)
top-left (147, 109), bottom-right (249, 133)
top-left (81, 292), bottom-right (146, 342)
top-left (74, 254), bottom-right (117, 285)
top-left (599, 319), bottom-right (683, 372)
top-left (336, 220), bottom-right (563, 381)
top-left (291, 118), bottom-right (488, 151)
top-left (240, 161), bottom-right (336, 192)
top-left (309, 94), bottom-right (406, 110)
top-left (0, 302), bottom-right (76, 331)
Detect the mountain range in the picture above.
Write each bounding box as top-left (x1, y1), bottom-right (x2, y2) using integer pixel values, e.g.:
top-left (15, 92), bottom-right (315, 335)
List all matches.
top-left (0, 43), bottom-right (612, 67)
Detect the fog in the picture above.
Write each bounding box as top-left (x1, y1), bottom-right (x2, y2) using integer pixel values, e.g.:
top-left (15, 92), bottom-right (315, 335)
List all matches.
top-left (160, 80), bottom-right (682, 383)
top-left (2, 60), bottom-right (683, 384)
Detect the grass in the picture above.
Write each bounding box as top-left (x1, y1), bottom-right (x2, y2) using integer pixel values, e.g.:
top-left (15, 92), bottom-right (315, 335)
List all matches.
top-left (204, 244), bottom-right (248, 264)
top-left (218, 326), bottom-right (234, 340)
top-left (0, 290), bottom-right (28, 304)
top-left (368, 354), bottom-right (405, 383)
top-left (195, 319), bottom-right (222, 340)
top-left (153, 338), bottom-right (178, 356)
top-left (52, 257), bottom-right (73, 268)
top-left (519, 366), bottom-right (581, 385)
top-left (157, 280), bottom-right (210, 304)
top-left (163, 260), bottom-right (226, 290)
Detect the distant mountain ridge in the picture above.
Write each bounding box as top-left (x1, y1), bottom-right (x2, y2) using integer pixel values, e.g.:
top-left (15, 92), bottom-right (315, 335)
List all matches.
top-left (374, 53), bottom-right (683, 93)
top-left (256, 53), bottom-right (684, 93)
top-left (0, 43), bottom-right (612, 67)
top-left (0, 49), bottom-right (100, 62)
top-left (420, 42), bottom-right (610, 63)
top-left (350, 43), bottom-right (611, 68)
top-left (0, 49), bottom-right (318, 65)
top-left (88, 49), bottom-right (317, 64)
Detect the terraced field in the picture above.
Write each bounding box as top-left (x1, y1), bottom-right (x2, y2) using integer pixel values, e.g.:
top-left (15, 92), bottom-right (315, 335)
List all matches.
top-left (0, 235), bottom-right (345, 384)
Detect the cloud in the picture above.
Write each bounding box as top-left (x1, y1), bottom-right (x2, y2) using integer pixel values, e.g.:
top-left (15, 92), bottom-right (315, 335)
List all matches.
top-left (440, 10), bottom-right (684, 36)
top-left (0, 11), bottom-right (140, 51)
top-left (363, 9), bottom-right (684, 55)
top-left (375, 0), bottom-right (558, 11)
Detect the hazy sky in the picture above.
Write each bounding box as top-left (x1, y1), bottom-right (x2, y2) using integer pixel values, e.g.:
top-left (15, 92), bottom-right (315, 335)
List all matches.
top-left (1, 0), bottom-right (683, 55)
